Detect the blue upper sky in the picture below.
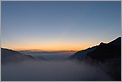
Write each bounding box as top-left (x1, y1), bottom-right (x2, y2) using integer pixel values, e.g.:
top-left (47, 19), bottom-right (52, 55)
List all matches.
top-left (1, 1), bottom-right (121, 51)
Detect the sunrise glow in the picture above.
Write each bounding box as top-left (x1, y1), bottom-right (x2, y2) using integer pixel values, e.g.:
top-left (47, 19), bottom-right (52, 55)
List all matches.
top-left (1, 1), bottom-right (121, 51)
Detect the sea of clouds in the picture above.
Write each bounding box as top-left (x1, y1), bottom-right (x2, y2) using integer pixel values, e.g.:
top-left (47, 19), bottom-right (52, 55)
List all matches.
top-left (1, 59), bottom-right (112, 81)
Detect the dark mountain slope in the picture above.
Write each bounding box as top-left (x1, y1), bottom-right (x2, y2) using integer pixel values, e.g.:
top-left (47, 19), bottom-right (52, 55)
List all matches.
top-left (85, 37), bottom-right (121, 81)
top-left (70, 37), bottom-right (121, 81)
top-left (109, 37), bottom-right (121, 46)
top-left (70, 37), bottom-right (121, 61)
top-left (1, 48), bottom-right (34, 63)
top-left (86, 42), bottom-right (121, 62)
top-left (70, 46), bottom-right (97, 60)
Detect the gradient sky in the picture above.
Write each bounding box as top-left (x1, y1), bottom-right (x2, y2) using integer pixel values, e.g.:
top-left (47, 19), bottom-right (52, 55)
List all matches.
top-left (1, 1), bottom-right (121, 51)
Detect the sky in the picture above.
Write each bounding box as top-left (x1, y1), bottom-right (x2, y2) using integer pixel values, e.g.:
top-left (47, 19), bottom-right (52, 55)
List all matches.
top-left (1, 1), bottom-right (121, 51)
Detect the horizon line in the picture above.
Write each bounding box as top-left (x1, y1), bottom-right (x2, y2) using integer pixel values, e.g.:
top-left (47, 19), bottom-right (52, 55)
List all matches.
top-left (1, 47), bottom-right (79, 52)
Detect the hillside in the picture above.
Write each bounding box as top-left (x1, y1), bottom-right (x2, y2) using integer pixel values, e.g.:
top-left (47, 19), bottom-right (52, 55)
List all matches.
top-left (1, 48), bottom-right (34, 63)
top-left (70, 37), bottom-right (121, 81)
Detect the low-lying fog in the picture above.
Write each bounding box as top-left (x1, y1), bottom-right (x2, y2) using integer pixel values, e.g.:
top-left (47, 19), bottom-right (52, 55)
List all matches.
top-left (1, 52), bottom-right (113, 81)
top-left (19, 51), bottom-right (75, 60)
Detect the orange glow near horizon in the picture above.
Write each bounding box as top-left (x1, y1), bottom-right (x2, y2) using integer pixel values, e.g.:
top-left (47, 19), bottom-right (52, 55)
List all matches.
top-left (1, 41), bottom-right (97, 51)
top-left (2, 45), bottom-right (85, 51)
top-left (2, 38), bottom-right (101, 51)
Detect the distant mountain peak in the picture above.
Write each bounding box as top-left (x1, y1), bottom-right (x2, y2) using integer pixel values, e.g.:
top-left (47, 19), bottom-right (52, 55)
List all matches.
top-left (70, 37), bottom-right (121, 60)
top-left (99, 42), bottom-right (106, 46)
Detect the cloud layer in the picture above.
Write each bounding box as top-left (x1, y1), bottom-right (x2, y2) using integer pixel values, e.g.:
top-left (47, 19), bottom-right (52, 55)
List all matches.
top-left (1, 60), bottom-right (112, 81)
